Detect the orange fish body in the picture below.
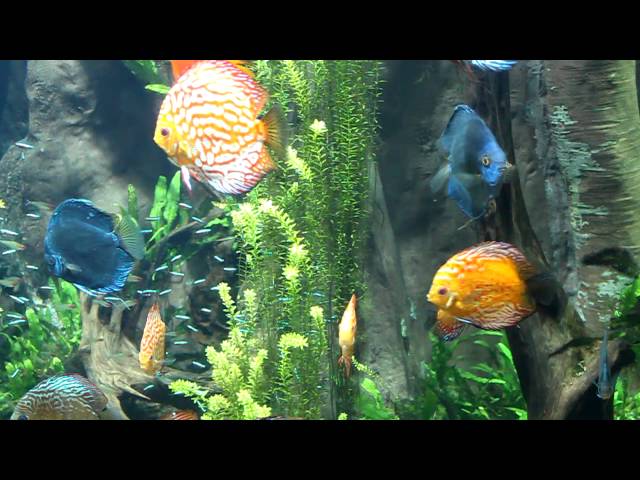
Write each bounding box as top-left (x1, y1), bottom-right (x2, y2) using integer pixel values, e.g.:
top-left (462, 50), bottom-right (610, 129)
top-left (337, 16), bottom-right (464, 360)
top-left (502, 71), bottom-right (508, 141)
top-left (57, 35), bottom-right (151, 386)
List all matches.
top-left (155, 60), bottom-right (283, 196)
top-left (338, 294), bottom-right (358, 378)
top-left (427, 242), bottom-right (538, 341)
top-left (139, 303), bottom-right (166, 375)
top-left (160, 410), bottom-right (200, 420)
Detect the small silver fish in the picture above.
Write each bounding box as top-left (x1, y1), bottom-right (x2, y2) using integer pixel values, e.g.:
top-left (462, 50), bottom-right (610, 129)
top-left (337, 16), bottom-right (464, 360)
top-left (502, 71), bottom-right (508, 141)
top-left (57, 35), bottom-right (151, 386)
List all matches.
top-left (0, 229), bottom-right (19, 236)
top-left (171, 255), bottom-right (183, 262)
top-left (195, 229), bottom-right (212, 235)
top-left (159, 289), bottom-right (173, 296)
top-left (15, 142), bottom-right (34, 149)
top-left (175, 315), bottom-right (190, 320)
top-left (179, 203), bottom-right (193, 209)
top-left (596, 328), bottom-right (617, 400)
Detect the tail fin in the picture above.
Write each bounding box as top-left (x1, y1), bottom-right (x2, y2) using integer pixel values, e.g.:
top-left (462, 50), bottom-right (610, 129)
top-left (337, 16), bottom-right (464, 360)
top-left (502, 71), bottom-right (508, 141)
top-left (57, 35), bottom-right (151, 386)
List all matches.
top-left (261, 105), bottom-right (287, 156)
top-left (171, 60), bottom-right (201, 82)
top-left (526, 271), bottom-right (567, 317)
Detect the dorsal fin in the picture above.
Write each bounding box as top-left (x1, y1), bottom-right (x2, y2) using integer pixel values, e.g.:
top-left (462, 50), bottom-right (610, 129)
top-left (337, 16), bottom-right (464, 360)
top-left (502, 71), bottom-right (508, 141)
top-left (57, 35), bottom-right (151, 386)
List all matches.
top-left (170, 60), bottom-right (202, 82)
top-left (228, 60), bottom-right (255, 78)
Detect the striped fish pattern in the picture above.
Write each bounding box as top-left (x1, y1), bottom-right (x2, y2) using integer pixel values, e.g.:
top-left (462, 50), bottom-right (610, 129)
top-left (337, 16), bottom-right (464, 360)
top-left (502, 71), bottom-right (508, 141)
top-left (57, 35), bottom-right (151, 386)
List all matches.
top-left (160, 410), bottom-right (200, 420)
top-left (154, 60), bottom-right (282, 196)
top-left (427, 242), bottom-right (537, 341)
top-left (11, 374), bottom-right (107, 420)
top-left (139, 302), bottom-right (166, 375)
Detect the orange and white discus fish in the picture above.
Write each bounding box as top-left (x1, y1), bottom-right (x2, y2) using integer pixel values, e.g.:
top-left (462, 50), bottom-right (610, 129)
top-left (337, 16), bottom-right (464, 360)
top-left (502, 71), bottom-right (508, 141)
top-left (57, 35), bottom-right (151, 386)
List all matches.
top-left (139, 302), bottom-right (166, 375)
top-left (427, 241), bottom-right (560, 341)
top-left (338, 293), bottom-right (358, 378)
top-left (154, 60), bottom-right (284, 196)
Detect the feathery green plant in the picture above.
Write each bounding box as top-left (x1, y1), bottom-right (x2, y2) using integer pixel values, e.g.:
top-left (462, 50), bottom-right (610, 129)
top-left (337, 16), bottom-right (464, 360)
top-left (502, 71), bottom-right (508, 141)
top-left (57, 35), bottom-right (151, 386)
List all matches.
top-left (167, 60), bottom-right (384, 419)
top-left (397, 331), bottom-right (527, 420)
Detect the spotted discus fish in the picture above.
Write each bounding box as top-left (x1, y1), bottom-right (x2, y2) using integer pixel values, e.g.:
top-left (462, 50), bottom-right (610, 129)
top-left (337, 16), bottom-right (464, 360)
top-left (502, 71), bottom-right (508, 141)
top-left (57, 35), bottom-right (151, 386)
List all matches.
top-left (427, 242), bottom-right (559, 341)
top-left (338, 293), bottom-right (358, 378)
top-left (11, 374), bottom-right (107, 420)
top-left (160, 410), bottom-right (199, 420)
top-left (139, 302), bottom-right (166, 375)
top-left (154, 60), bottom-right (284, 196)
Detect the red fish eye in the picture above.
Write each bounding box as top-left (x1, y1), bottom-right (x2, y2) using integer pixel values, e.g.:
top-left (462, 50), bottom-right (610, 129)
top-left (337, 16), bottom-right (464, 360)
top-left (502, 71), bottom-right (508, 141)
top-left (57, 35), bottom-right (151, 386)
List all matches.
top-left (161, 128), bottom-right (170, 137)
top-left (438, 287), bottom-right (448, 295)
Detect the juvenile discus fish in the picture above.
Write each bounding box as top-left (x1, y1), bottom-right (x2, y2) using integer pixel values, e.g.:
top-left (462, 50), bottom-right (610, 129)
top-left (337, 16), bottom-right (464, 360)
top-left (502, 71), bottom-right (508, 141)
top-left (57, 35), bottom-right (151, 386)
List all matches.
top-left (154, 60), bottom-right (285, 196)
top-left (427, 242), bottom-right (562, 341)
top-left (11, 374), bottom-right (107, 420)
top-left (338, 294), bottom-right (358, 379)
top-left (139, 303), bottom-right (166, 375)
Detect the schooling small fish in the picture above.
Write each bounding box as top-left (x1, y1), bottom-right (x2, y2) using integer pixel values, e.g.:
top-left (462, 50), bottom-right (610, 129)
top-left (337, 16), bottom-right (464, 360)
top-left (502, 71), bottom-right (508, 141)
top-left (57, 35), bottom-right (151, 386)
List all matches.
top-left (11, 374), bottom-right (108, 420)
top-left (431, 105), bottom-right (512, 219)
top-left (596, 328), bottom-right (616, 400)
top-left (139, 302), bottom-right (166, 375)
top-left (44, 199), bottom-right (145, 296)
top-left (160, 410), bottom-right (200, 420)
top-left (338, 293), bottom-right (358, 379)
top-left (427, 242), bottom-right (561, 341)
top-left (154, 60), bottom-right (285, 196)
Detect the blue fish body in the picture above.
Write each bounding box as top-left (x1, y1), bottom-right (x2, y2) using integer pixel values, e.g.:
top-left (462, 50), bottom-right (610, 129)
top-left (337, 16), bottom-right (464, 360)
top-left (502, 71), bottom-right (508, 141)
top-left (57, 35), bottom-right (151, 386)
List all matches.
top-left (466, 60), bottom-right (518, 72)
top-left (44, 199), bottom-right (135, 295)
top-left (431, 105), bottom-right (508, 218)
top-left (596, 328), bottom-right (616, 400)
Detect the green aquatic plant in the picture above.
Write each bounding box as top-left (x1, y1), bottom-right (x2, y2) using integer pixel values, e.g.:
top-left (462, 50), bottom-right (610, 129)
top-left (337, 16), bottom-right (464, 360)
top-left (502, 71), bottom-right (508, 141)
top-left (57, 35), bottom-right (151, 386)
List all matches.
top-left (0, 279), bottom-right (82, 418)
top-left (122, 60), bottom-right (170, 94)
top-left (397, 331), bottom-right (527, 420)
top-left (167, 60), bottom-right (384, 419)
top-left (170, 283), bottom-right (328, 419)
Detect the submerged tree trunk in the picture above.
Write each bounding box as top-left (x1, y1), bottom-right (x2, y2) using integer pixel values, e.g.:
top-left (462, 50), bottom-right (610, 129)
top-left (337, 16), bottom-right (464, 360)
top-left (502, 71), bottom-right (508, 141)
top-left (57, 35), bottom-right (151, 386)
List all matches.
top-left (498, 60), bottom-right (640, 419)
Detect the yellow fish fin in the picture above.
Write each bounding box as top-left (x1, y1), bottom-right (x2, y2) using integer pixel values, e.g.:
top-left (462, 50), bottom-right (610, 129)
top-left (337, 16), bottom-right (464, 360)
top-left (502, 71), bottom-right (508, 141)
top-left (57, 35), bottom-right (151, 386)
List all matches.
top-left (229, 60), bottom-right (255, 77)
top-left (261, 105), bottom-right (287, 157)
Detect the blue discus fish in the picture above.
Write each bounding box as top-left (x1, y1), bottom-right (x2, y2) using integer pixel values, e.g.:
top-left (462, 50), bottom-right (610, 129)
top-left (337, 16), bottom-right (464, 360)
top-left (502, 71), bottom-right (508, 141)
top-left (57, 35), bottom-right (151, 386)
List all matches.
top-left (596, 328), bottom-right (617, 400)
top-left (465, 60), bottom-right (518, 72)
top-left (44, 199), bottom-right (144, 296)
top-left (430, 105), bottom-right (511, 219)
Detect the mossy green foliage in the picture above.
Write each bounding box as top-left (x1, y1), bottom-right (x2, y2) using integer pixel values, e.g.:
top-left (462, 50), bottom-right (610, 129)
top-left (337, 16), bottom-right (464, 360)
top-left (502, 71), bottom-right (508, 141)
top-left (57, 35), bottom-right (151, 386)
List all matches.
top-left (170, 284), bottom-right (324, 419)
top-left (122, 60), bottom-right (170, 94)
top-left (230, 61), bottom-right (383, 417)
top-left (397, 331), bottom-right (527, 420)
top-left (614, 364), bottom-right (640, 420)
top-left (0, 279), bottom-right (81, 418)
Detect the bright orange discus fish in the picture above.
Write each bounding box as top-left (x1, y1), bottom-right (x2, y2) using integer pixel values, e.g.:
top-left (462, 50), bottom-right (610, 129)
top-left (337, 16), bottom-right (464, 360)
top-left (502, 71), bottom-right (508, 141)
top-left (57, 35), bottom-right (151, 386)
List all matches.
top-left (139, 302), bottom-right (166, 375)
top-left (338, 293), bottom-right (358, 378)
top-left (427, 241), bottom-right (558, 341)
top-left (154, 60), bottom-right (284, 196)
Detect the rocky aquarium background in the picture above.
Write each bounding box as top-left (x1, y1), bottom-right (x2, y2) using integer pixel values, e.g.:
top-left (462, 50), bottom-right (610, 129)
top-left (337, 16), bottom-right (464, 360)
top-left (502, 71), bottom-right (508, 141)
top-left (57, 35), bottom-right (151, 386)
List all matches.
top-left (1, 60), bottom-right (640, 420)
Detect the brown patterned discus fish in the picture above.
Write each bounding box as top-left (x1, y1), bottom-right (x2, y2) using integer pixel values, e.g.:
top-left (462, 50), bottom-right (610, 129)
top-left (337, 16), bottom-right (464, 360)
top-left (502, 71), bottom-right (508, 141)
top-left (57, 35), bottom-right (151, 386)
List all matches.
top-left (11, 374), bottom-right (107, 420)
top-left (139, 302), bottom-right (166, 375)
top-left (160, 410), bottom-right (200, 420)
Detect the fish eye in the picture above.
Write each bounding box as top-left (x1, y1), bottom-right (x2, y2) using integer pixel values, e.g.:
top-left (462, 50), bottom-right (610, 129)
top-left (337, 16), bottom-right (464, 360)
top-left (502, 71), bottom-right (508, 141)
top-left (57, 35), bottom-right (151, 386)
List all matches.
top-left (438, 287), bottom-right (448, 296)
top-left (161, 128), bottom-right (170, 137)
top-left (481, 155), bottom-right (491, 167)
top-left (17, 414), bottom-right (28, 420)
